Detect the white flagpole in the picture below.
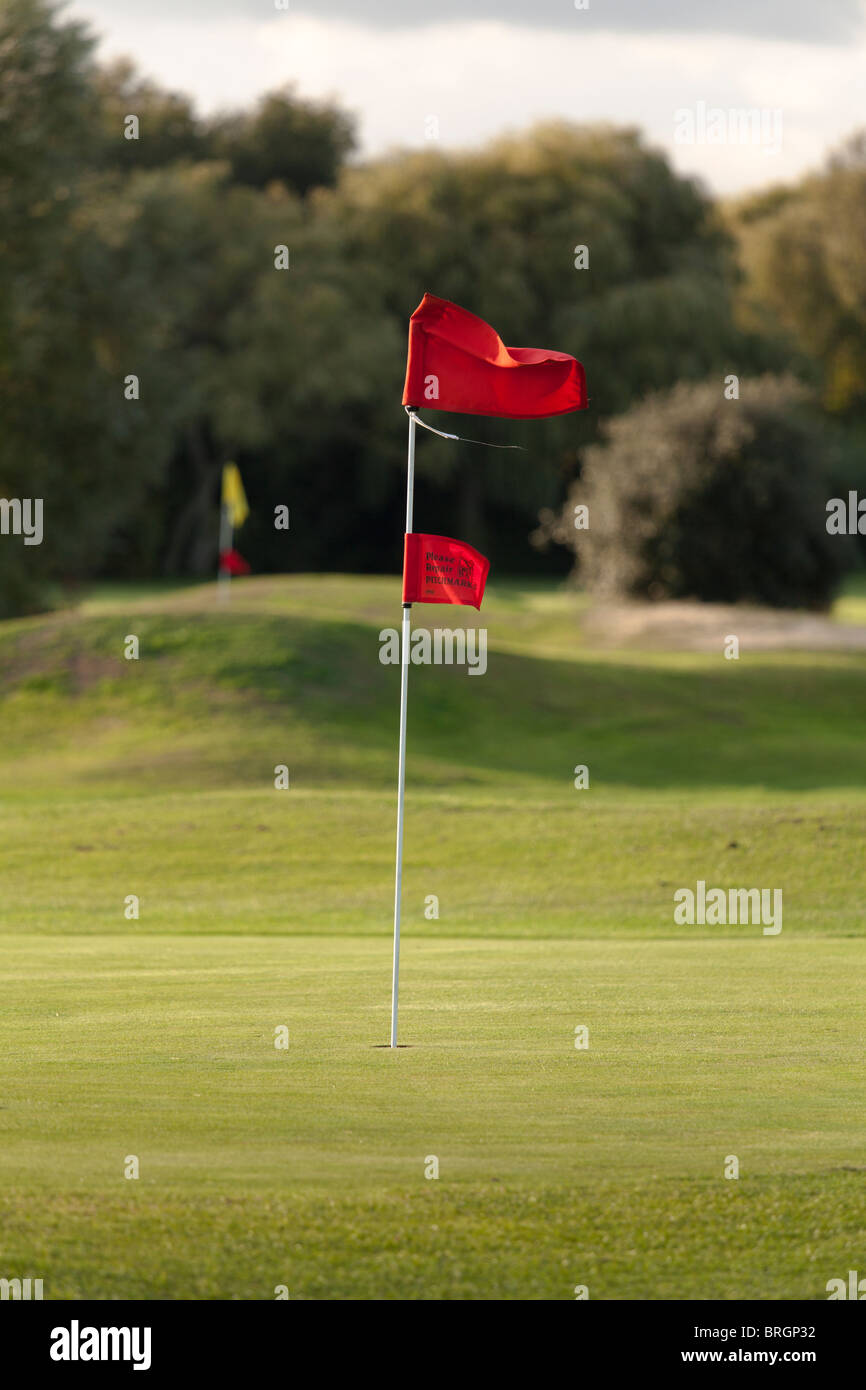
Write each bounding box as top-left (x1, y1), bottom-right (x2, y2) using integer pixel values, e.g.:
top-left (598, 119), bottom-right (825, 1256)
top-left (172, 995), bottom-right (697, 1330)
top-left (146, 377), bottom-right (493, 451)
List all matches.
top-left (218, 501), bottom-right (232, 598)
top-left (390, 410), bottom-right (417, 1048)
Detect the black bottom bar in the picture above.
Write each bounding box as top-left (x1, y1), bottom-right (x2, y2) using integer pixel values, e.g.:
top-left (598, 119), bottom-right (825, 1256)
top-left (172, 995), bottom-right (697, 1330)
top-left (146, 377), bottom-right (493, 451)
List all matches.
top-left (7, 1299), bottom-right (860, 1376)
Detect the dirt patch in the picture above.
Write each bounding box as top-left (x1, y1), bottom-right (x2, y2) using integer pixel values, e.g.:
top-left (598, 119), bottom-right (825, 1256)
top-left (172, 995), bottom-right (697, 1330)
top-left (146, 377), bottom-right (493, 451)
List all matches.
top-left (583, 600), bottom-right (866, 653)
top-left (0, 618), bottom-right (121, 692)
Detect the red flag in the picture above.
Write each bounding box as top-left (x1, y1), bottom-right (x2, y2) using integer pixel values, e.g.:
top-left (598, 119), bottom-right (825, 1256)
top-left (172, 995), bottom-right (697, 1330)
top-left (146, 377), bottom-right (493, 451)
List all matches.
top-left (219, 548), bottom-right (250, 576)
top-left (402, 533), bottom-right (489, 609)
top-left (402, 293), bottom-right (587, 419)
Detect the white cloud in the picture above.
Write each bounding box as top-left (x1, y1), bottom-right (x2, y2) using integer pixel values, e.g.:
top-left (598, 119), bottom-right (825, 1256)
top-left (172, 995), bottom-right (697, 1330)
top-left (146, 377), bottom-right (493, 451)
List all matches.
top-left (68, 5), bottom-right (866, 192)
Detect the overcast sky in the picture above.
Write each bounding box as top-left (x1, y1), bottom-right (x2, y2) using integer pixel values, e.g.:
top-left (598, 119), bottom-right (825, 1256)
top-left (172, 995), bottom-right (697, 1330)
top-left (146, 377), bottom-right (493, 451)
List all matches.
top-left (66, 0), bottom-right (866, 193)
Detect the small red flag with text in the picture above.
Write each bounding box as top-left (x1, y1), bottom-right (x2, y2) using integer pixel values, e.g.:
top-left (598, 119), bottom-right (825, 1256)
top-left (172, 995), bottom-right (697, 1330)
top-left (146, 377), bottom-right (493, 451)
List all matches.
top-left (402, 533), bottom-right (489, 610)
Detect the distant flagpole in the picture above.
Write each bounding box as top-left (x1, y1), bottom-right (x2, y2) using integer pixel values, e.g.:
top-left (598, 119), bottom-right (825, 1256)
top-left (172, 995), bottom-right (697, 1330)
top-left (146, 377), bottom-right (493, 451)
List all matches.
top-left (218, 501), bottom-right (232, 597)
top-left (390, 409), bottom-right (417, 1048)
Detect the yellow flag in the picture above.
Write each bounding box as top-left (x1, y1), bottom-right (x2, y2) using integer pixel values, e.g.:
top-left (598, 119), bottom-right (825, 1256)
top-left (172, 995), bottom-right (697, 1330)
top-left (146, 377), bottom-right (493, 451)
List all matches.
top-left (222, 462), bottom-right (249, 529)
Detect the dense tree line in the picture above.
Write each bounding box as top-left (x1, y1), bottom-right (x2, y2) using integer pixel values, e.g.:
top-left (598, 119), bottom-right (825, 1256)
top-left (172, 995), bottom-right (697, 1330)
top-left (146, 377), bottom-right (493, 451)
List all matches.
top-left (0, 0), bottom-right (862, 614)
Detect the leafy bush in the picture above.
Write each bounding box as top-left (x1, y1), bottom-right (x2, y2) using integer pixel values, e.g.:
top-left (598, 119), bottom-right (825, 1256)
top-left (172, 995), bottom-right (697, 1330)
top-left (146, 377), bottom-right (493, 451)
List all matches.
top-left (548, 376), bottom-right (853, 608)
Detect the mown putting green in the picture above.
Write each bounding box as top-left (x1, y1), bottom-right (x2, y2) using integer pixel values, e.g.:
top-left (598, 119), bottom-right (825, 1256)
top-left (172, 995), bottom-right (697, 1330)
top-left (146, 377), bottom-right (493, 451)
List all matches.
top-left (0, 577), bottom-right (863, 1298)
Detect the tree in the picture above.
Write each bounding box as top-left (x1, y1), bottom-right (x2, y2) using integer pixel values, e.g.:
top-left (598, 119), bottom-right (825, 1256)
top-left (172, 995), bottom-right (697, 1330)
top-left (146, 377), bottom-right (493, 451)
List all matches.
top-left (547, 377), bottom-right (852, 609)
top-left (315, 123), bottom-right (773, 567)
top-left (731, 133), bottom-right (866, 418)
top-left (205, 88), bottom-right (356, 194)
top-left (93, 59), bottom-right (205, 170)
top-left (0, 1), bottom-right (180, 612)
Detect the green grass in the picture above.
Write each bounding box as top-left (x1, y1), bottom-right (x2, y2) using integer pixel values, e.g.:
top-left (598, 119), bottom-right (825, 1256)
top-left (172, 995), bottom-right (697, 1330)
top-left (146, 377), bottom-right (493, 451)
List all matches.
top-left (834, 570), bottom-right (866, 626)
top-left (0, 575), bottom-right (864, 1298)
